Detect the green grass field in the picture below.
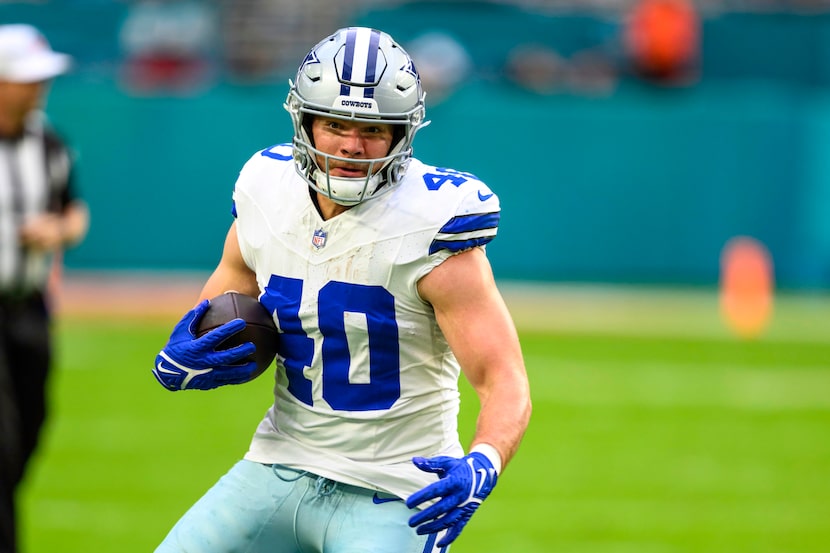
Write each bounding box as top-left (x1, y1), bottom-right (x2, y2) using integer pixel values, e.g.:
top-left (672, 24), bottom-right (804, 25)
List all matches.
top-left (17, 285), bottom-right (830, 552)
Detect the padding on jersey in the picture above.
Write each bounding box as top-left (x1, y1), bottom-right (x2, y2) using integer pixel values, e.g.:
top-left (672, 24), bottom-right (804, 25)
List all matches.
top-left (429, 211), bottom-right (500, 254)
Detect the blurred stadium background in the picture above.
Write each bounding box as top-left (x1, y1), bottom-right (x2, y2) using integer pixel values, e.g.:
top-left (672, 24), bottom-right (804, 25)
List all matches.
top-left (2, 0), bottom-right (829, 551)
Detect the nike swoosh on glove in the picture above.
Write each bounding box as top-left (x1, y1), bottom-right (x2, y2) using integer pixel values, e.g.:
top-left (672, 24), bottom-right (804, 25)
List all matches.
top-left (153, 299), bottom-right (258, 391)
top-left (406, 452), bottom-right (498, 547)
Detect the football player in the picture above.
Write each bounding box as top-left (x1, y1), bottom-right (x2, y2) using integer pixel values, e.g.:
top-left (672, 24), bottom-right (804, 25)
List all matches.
top-left (153, 26), bottom-right (531, 552)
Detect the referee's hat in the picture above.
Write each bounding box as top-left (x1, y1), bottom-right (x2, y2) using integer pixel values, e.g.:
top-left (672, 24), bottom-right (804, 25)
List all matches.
top-left (0, 24), bottom-right (71, 83)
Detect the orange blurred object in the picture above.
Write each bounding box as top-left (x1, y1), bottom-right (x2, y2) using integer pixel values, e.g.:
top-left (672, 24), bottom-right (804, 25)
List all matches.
top-left (719, 236), bottom-right (775, 339)
top-left (624, 0), bottom-right (700, 81)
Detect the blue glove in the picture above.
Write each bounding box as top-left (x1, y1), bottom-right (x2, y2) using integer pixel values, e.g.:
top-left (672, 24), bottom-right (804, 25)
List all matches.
top-left (153, 299), bottom-right (258, 391)
top-left (406, 452), bottom-right (498, 547)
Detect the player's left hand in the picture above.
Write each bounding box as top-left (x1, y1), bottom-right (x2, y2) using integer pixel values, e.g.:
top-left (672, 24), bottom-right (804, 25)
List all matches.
top-left (406, 452), bottom-right (498, 547)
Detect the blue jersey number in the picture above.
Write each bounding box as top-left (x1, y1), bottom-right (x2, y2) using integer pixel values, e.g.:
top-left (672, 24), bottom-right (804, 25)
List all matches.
top-left (261, 275), bottom-right (401, 411)
top-left (422, 168), bottom-right (478, 190)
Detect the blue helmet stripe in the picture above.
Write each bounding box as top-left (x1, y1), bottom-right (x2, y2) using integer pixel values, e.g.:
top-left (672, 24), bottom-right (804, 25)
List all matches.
top-left (340, 28), bottom-right (358, 96)
top-left (339, 28), bottom-right (383, 99)
top-left (364, 29), bottom-right (381, 99)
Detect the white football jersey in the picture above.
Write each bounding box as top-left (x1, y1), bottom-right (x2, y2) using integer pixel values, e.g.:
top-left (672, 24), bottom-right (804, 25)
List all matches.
top-left (233, 143), bottom-right (501, 499)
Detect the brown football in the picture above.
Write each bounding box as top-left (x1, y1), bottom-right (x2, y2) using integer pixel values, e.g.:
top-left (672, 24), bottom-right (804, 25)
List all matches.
top-left (196, 291), bottom-right (278, 381)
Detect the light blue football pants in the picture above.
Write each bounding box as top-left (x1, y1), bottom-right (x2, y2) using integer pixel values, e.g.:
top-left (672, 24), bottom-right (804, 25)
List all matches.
top-left (155, 459), bottom-right (448, 553)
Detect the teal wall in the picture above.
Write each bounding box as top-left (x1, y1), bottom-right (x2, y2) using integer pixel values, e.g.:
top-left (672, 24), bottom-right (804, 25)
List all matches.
top-left (47, 78), bottom-right (828, 288)
top-left (48, 83), bottom-right (288, 272)
top-left (6, 2), bottom-right (830, 288)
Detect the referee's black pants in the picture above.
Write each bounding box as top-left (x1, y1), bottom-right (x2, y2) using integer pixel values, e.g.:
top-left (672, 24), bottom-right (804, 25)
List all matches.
top-left (0, 293), bottom-right (51, 553)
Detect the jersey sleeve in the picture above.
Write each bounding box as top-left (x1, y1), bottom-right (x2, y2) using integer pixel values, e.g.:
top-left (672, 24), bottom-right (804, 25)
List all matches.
top-left (232, 143), bottom-right (293, 219)
top-left (428, 179), bottom-right (500, 255)
top-left (232, 143), bottom-right (296, 273)
top-left (407, 168), bottom-right (501, 286)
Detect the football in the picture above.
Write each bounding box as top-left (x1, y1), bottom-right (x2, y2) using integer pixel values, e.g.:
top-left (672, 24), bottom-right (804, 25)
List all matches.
top-left (196, 291), bottom-right (279, 381)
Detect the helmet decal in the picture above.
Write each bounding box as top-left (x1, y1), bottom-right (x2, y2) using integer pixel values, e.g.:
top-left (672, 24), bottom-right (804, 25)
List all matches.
top-left (300, 50), bottom-right (319, 70)
top-left (401, 58), bottom-right (418, 85)
top-left (299, 50), bottom-right (322, 82)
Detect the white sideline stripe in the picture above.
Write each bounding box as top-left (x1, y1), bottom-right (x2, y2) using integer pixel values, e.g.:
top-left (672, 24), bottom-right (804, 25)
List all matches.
top-left (500, 281), bottom-right (830, 343)
top-left (55, 272), bottom-right (830, 343)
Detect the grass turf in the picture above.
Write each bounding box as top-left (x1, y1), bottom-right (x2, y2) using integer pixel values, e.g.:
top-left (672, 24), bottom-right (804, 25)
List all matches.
top-left (17, 287), bottom-right (830, 552)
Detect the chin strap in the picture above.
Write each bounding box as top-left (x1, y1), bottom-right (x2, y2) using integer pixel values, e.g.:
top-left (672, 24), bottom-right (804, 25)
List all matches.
top-left (313, 170), bottom-right (381, 206)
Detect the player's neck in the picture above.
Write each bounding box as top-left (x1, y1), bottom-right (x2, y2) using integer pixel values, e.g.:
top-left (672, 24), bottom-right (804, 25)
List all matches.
top-left (313, 191), bottom-right (351, 220)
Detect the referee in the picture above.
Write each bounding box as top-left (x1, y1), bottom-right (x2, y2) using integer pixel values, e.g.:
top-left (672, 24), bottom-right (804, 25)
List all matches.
top-left (0, 24), bottom-right (89, 553)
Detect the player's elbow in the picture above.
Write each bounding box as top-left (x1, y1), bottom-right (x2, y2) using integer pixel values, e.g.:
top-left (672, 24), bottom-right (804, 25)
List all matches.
top-left (515, 376), bottom-right (532, 427)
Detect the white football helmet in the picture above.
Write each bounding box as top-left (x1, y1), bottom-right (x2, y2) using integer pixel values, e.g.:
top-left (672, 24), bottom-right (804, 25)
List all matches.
top-left (284, 27), bottom-right (428, 206)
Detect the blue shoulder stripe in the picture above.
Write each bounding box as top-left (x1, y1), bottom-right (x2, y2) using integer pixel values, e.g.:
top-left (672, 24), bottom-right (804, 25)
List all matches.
top-left (429, 235), bottom-right (495, 255)
top-left (439, 212), bottom-right (500, 235)
top-left (429, 211), bottom-right (500, 254)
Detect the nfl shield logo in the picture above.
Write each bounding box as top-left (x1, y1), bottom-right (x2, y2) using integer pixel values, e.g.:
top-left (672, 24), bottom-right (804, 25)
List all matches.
top-left (311, 228), bottom-right (327, 249)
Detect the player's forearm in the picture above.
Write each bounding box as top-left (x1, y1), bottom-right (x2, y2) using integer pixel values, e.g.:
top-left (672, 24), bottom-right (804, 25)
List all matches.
top-left (470, 369), bottom-right (531, 471)
top-left (199, 224), bottom-right (259, 301)
top-left (199, 268), bottom-right (259, 302)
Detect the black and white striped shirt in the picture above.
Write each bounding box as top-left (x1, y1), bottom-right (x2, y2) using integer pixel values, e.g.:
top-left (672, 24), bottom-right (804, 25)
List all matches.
top-left (0, 112), bottom-right (76, 294)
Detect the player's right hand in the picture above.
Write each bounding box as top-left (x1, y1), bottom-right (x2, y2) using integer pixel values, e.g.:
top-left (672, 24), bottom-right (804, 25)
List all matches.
top-left (152, 300), bottom-right (258, 391)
